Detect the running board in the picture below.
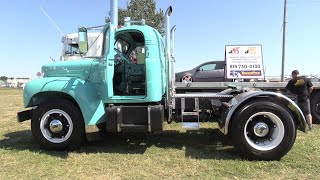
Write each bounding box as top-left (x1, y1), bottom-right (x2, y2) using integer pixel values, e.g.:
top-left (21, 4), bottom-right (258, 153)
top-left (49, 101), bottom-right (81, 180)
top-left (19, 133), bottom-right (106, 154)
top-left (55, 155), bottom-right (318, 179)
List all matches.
top-left (180, 97), bottom-right (200, 130)
top-left (182, 122), bottom-right (200, 129)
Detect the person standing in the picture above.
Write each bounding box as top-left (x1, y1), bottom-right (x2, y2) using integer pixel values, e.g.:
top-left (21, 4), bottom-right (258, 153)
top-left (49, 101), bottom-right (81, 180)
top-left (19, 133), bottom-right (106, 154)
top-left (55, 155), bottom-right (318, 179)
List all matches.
top-left (286, 70), bottom-right (314, 130)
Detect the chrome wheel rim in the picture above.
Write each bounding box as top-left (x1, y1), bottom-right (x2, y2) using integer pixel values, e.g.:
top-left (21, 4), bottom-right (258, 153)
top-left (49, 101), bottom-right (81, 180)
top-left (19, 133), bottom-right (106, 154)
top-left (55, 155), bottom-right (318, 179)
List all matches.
top-left (40, 109), bottom-right (73, 143)
top-left (244, 112), bottom-right (284, 151)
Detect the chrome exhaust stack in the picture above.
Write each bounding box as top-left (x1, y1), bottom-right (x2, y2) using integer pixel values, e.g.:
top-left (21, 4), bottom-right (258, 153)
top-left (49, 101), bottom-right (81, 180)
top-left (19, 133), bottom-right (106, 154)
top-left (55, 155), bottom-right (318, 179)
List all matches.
top-left (110, 0), bottom-right (118, 28)
top-left (165, 6), bottom-right (173, 94)
top-left (170, 25), bottom-right (177, 92)
top-left (165, 6), bottom-right (173, 119)
top-left (165, 6), bottom-right (172, 63)
top-left (170, 25), bottom-right (176, 57)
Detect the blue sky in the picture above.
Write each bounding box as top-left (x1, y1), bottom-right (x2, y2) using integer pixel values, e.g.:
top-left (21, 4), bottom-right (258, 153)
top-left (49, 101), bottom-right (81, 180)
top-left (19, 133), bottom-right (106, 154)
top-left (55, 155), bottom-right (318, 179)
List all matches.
top-left (0, 0), bottom-right (319, 78)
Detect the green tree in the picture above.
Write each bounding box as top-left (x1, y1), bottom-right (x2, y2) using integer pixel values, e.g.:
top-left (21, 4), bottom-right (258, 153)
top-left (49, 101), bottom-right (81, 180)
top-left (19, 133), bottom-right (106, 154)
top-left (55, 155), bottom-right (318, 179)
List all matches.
top-left (118, 0), bottom-right (164, 35)
top-left (0, 76), bottom-right (8, 81)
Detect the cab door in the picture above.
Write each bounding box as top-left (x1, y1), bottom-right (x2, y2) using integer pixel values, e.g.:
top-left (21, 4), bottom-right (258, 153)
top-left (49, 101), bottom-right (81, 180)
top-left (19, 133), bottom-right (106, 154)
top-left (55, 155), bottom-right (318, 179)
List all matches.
top-left (105, 23), bottom-right (116, 98)
top-left (98, 23), bottom-right (115, 100)
top-left (78, 23), bottom-right (115, 102)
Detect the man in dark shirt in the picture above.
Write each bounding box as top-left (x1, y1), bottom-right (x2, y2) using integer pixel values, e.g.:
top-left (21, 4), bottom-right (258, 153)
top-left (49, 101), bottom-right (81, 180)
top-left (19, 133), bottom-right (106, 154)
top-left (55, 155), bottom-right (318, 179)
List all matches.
top-left (286, 70), bottom-right (314, 130)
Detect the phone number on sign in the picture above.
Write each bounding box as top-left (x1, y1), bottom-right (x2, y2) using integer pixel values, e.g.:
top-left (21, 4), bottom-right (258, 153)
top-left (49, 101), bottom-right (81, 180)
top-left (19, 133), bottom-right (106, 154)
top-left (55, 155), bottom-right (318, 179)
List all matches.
top-left (229, 64), bottom-right (261, 69)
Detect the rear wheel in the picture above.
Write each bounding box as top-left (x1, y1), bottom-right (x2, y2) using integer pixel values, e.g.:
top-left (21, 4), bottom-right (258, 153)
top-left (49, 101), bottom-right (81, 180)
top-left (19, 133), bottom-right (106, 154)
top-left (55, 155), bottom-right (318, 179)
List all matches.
top-left (230, 100), bottom-right (296, 160)
top-left (311, 91), bottom-right (320, 124)
top-left (31, 99), bottom-right (85, 150)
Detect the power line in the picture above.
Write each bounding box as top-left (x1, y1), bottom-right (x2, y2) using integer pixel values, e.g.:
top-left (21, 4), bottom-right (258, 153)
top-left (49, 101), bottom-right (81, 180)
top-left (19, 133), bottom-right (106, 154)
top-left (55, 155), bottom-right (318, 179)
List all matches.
top-left (281, 0), bottom-right (287, 82)
top-left (281, 0), bottom-right (319, 81)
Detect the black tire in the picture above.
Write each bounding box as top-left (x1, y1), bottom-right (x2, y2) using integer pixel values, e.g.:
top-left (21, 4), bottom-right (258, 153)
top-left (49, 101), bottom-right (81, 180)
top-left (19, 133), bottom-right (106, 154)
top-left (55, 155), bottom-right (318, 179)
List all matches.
top-left (31, 99), bottom-right (85, 151)
top-left (230, 100), bottom-right (296, 160)
top-left (310, 91), bottom-right (320, 124)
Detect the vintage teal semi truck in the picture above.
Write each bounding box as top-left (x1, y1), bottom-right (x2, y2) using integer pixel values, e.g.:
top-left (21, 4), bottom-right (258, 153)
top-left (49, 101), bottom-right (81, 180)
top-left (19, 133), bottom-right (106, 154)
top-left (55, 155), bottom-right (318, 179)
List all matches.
top-left (17, 0), bottom-right (307, 160)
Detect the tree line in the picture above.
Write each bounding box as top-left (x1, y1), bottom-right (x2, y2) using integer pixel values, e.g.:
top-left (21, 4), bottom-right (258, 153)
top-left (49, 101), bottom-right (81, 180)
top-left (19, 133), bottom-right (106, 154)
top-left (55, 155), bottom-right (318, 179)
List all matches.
top-left (118, 0), bottom-right (164, 35)
top-left (0, 76), bottom-right (29, 81)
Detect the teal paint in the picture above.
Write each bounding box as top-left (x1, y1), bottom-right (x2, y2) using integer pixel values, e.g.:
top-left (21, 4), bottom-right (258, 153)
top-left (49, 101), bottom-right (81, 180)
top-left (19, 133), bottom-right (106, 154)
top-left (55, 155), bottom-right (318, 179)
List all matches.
top-left (23, 23), bottom-right (167, 125)
top-left (43, 59), bottom-right (94, 79)
top-left (24, 77), bottom-right (105, 125)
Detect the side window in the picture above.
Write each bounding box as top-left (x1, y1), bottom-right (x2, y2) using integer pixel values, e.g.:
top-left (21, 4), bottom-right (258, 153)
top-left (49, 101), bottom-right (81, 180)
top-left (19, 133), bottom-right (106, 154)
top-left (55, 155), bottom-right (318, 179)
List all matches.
top-left (87, 35), bottom-right (103, 57)
top-left (215, 63), bottom-right (224, 70)
top-left (103, 29), bottom-right (110, 55)
top-left (199, 63), bottom-right (217, 71)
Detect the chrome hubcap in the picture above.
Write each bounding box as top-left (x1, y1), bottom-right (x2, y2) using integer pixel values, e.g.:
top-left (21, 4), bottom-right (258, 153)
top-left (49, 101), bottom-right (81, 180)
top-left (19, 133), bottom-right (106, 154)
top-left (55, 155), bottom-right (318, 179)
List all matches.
top-left (49, 120), bottom-right (63, 133)
top-left (253, 122), bottom-right (269, 137)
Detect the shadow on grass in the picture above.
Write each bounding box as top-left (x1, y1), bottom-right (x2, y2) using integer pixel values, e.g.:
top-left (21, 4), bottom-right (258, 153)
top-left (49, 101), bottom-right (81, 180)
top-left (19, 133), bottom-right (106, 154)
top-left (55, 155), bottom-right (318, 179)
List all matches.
top-left (0, 128), bottom-right (239, 160)
top-left (0, 130), bottom-right (69, 158)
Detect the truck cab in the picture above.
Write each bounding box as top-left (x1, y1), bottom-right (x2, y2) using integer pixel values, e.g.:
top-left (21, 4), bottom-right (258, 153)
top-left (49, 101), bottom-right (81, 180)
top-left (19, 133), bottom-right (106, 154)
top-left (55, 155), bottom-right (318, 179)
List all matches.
top-left (18, 18), bottom-right (170, 149)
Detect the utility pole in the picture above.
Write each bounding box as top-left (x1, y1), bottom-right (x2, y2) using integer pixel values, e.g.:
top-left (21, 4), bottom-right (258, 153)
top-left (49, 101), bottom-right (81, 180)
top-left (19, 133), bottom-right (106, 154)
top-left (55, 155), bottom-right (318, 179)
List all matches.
top-left (281, 0), bottom-right (287, 82)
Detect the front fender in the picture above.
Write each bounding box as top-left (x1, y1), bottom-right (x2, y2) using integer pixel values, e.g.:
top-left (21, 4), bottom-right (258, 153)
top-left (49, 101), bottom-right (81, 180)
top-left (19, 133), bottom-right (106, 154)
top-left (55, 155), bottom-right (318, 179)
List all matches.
top-left (222, 91), bottom-right (307, 135)
top-left (24, 77), bottom-right (105, 125)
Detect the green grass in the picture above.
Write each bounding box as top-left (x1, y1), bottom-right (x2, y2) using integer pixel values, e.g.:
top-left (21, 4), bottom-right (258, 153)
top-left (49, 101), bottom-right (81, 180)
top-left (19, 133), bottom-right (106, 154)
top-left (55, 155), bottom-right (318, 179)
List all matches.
top-left (0, 88), bottom-right (320, 179)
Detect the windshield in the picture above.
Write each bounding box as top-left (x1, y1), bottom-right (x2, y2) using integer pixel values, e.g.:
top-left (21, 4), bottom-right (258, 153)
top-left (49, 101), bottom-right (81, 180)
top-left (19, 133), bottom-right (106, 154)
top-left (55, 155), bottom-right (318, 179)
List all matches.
top-left (85, 29), bottom-right (104, 57)
top-left (61, 25), bottom-right (110, 61)
top-left (61, 27), bottom-right (105, 60)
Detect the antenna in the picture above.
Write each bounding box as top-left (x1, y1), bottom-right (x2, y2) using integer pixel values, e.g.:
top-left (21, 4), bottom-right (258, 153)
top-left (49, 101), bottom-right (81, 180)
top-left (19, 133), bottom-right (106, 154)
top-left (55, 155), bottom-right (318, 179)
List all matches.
top-left (40, 0), bottom-right (64, 36)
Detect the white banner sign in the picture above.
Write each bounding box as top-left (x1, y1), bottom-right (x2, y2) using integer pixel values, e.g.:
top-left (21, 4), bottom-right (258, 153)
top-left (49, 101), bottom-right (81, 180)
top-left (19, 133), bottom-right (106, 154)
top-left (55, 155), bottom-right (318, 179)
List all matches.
top-left (225, 45), bottom-right (264, 79)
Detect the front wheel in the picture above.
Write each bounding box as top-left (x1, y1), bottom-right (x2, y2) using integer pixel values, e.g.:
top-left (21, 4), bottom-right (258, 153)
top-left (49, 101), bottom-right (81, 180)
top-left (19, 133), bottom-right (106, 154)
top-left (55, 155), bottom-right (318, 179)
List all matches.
top-left (230, 100), bottom-right (296, 160)
top-left (31, 99), bottom-right (85, 150)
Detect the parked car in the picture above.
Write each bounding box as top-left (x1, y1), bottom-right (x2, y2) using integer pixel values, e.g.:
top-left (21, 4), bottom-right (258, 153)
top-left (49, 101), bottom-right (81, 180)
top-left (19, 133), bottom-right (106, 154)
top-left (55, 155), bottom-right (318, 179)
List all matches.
top-left (175, 61), bottom-right (225, 82)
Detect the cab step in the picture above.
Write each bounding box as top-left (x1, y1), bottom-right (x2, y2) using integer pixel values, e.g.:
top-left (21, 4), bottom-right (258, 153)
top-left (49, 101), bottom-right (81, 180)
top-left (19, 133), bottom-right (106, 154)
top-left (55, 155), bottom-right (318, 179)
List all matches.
top-left (182, 122), bottom-right (200, 129)
top-left (180, 97), bottom-right (200, 130)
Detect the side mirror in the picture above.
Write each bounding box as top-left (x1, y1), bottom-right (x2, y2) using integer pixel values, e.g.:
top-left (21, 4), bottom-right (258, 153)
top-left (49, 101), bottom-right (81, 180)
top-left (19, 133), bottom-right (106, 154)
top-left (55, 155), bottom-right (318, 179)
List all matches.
top-left (196, 68), bottom-right (201, 72)
top-left (78, 27), bottom-right (88, 54)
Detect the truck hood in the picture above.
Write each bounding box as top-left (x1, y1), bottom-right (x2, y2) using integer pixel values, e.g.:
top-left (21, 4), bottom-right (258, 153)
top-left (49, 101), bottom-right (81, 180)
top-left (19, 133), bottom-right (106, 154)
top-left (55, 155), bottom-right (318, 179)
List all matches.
top-left (42, 60), bottom-right (94, 80)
